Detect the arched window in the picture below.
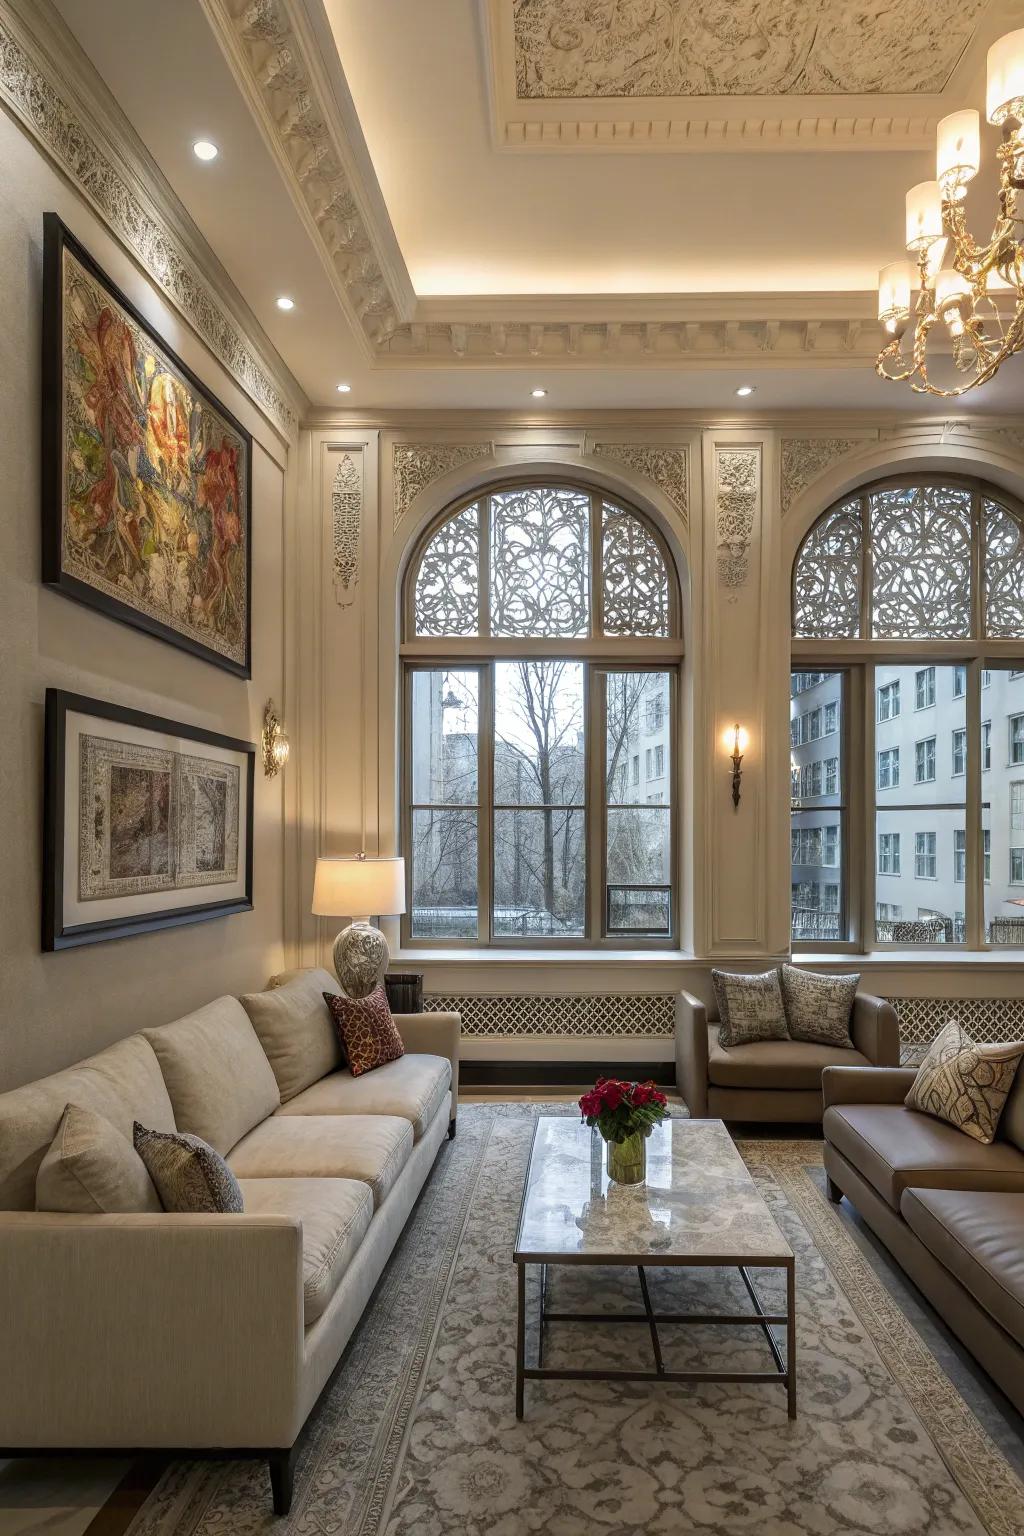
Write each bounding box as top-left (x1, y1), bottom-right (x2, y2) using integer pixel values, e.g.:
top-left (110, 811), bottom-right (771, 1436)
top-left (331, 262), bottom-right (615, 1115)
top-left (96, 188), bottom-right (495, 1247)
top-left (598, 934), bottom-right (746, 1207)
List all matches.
top-left (791, 476), bottom-right (1024, 952)
top-left (402, 482), bottom-right (682, 946)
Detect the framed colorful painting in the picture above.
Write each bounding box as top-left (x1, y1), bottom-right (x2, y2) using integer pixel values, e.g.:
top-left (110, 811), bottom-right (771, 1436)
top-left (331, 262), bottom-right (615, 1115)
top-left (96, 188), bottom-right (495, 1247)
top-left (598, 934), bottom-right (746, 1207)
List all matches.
top-left (43, 690), bottom-right (255, 950)
top-left (41, 214), bottom-right (252, 677)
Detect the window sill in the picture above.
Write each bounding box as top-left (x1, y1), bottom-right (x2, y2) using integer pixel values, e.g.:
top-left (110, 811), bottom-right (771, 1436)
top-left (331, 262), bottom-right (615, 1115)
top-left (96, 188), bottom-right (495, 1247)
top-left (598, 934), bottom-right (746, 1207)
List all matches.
top-left (391, 947), bottom-right (1024, 970)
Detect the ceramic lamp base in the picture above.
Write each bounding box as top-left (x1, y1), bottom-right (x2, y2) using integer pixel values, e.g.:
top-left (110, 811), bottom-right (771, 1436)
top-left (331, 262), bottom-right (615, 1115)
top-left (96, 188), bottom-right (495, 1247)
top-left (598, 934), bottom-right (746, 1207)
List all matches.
top-left (332, 919), bottom-right (390, 999)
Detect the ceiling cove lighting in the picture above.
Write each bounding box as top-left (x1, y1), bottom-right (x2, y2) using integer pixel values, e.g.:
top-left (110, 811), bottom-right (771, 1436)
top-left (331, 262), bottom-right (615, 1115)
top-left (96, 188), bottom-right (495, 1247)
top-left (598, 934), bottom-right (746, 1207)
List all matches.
top-left (275, 296), bottom-right (295, 312)
top-left (530, 388), bottom-right (548, 397)
top-left (336, 383), bottom-right (352, 393)
top-left (735, 385), bottom-right (756, 397)
top-left (192, 139), bottom-right (218, 162)
top-left (876, 27), bottom-right (1024, 396)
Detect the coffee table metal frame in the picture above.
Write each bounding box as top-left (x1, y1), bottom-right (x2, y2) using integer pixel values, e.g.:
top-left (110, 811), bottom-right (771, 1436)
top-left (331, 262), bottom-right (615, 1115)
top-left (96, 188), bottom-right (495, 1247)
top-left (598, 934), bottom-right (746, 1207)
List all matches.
top-left (513, 1121), bottom-right (796, 1421)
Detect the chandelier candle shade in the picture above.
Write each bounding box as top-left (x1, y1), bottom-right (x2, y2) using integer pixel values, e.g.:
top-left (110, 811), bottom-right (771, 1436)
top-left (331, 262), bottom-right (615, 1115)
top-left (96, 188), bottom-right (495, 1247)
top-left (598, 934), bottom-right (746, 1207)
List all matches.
top-left (876, 28), bottom-right (1024, 396)
top-left (312, 856), bottom-right (406, 999)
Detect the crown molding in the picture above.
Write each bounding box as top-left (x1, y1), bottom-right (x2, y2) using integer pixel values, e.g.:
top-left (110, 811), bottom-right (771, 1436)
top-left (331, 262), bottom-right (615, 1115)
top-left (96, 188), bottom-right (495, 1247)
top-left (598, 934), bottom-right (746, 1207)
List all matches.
top-left (0, 0), bottom-right (305, 441)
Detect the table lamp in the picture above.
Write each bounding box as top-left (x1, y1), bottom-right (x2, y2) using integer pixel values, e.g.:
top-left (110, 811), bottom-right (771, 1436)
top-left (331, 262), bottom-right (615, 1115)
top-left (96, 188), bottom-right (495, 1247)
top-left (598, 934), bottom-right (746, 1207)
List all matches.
top-left (312, 854), bottom-right (406, 998)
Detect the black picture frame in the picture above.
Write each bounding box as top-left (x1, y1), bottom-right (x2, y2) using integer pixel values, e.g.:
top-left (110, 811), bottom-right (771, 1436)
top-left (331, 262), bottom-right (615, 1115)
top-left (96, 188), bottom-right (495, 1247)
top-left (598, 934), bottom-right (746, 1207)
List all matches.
top-left (41, 213), bottom-right (253, 678)
top-left (43, 689), bottom-right (255, 950)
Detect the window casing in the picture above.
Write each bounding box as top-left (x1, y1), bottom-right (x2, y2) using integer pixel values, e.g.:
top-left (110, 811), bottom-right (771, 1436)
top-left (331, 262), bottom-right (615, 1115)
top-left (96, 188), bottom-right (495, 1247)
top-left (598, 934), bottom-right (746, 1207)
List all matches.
top-left (792, 474), bottom-right (1024, 951)
top-left (402, 482), bottom-right (682, 947)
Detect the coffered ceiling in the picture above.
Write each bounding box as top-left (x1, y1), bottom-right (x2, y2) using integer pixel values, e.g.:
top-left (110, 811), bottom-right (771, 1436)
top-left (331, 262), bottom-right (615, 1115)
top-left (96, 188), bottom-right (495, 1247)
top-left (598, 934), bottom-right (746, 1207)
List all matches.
top-left (46, 0), bottom-right (1024, 412)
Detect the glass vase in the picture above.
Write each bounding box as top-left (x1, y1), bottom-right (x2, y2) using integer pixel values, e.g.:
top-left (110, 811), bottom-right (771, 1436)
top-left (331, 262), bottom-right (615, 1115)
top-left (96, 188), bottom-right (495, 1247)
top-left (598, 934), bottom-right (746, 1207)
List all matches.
top-left (607, 1131), bottom-right (646, 1185)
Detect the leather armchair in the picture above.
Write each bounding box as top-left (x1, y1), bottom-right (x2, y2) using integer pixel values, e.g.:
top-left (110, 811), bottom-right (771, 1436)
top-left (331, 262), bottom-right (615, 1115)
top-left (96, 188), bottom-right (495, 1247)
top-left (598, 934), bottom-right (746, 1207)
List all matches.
top-left (675, 986), bottom-right (900, 1123)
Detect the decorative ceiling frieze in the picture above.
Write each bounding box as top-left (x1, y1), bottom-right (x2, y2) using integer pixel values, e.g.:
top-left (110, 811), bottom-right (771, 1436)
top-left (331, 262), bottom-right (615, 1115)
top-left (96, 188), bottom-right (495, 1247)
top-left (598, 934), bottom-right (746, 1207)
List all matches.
top-left (591, 444), bottom-right (688, 522)
top-left (0, 0), bottom-right (300, 439)
top-left (780, 436), bottom-right (873, 515)
top-left (392, 442), bottom-right (494, 528)
top-left (513, 0), bottom-right (985, 99)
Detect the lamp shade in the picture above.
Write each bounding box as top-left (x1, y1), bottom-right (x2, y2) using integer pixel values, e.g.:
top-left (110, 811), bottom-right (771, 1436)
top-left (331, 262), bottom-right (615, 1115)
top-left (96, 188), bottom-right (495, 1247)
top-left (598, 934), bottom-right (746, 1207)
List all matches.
top-left (936, 109), bottom-right (980, 199)
top-left (312, 856), bottom-right (406, 918)
top-left (905, 181), bottom-right (944, 251)
top-left (878, 261), bottom-right (913, 329)
top-left (987, 29), bottom-right (1024, 124)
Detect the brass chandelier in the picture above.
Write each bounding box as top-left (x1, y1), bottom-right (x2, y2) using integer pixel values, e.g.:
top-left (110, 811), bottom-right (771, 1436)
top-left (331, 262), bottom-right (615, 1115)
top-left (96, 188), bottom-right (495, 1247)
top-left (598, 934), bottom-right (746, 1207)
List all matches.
top-left (876, 29), bottom-right (1024, 397)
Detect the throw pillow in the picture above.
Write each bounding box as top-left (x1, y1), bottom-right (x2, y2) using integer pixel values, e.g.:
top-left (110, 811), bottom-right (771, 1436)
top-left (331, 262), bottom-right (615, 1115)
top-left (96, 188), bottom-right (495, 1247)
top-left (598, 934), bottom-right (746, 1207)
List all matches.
top-left (905, 1020), bottom-right (1024, 1145)
top-left (324, 987), bottom-right (405, 1077)
top-left (780, 965), bottom-right (859, 1049)
top-left (134, 1123), bottom-right (244, 1213)
top-left (711, 968), bottom-right (789, 1048)
top-left (36, 1103), bottom-right (161, 1214)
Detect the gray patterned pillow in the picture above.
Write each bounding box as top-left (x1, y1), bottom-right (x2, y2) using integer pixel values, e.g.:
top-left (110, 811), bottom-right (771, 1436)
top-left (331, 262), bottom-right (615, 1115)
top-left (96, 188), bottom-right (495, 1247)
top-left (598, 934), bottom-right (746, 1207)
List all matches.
top-left (711, 969), bottom-right (789, 1048)
top-left (780, 965), bottom-right (858, 1049)
top-left (905, 1021), bottom-right (1024, 1145)
top-left (134, 1123), bottom-right (244, 1213)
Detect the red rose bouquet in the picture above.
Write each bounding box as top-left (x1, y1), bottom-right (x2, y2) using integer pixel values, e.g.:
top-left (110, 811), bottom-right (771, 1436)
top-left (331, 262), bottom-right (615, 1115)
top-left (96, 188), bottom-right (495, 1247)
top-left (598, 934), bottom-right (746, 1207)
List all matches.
top-left (578, 1077), bottom-right (669, 1146)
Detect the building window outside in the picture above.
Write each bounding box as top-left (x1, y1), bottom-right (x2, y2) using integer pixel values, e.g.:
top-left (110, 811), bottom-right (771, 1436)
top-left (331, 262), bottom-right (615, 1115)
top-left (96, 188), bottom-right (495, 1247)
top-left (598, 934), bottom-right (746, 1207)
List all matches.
top-left (877, 681), bottom-right (901, 721)
top-left (878, 833), bottom-right (901, 875)
top-left (1012, 714), bottom-right (1024, 766)
top-left (914, 737), bottom-right (936, 784)
top-left (877, 747), bottom-right (900, 790)
top-left (1011, 848), bottom-right (1024, 884)
top-left (1012, 781), bottom-right (1024, 831)
top-left (984, 828), bottom-right (992, 882)
top-left (915, 668), bottom-right (936, 710)
top-left (825, 757), bottom-right (839, 795)
top-left (954, 829), bottom-right (966, 883)
top-left (915, 831), bottom-right (937, 879)
top-left (952, 728), bottom-right (966, 777)
top-left (824, 701), bottom-right (838, 735)
top-left (983, 721), bottom-right (992, 771)
top-left (953, 665), bottom-right (967, 698)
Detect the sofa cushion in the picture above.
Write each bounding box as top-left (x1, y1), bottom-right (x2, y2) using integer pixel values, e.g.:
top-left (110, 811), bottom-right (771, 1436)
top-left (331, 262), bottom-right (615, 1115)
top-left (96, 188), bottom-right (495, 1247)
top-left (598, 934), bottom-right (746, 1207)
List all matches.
top-left (901, 1188), bottom-right (1024, 1349)
top-left (711, 969), bottom-right (788, 1047)
top-left (779, 965), bottom-right (858, 1050)
top-left (324, 988), bottom-right (405, 1076)
top-left (143, 997), bottom-right (280, 1155)
top-left (904, 1020), bottom-right (1024, 1145)
top-left (35, 1104), bottom-right (161, 1214)
top-left (1002, 1067), bottom-right (1024, 1154)
top-left (239, 1178), bottom-right (374, 1325)
top-left (708, 1026), bottom-right (869, 1091)
top-left (275, 1054), bottom-right (451, 1140)
top-left (0, 1035), bottom-right (175, 1211)
top-left (134, 1124), bottom-right (244, 1213)
top-left (823, 1103), bottom-right (1024, 1210)
top-left (227, 1115), bottom-right (413, 1208)
top-left (240, 968), bottom-right (343, 1103)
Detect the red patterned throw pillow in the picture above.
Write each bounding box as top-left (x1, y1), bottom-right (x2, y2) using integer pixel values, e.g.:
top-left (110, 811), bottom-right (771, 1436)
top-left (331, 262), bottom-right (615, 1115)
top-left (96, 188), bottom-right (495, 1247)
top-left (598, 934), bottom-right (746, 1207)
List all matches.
top-left (324, 987), bottom-right (405, 1077)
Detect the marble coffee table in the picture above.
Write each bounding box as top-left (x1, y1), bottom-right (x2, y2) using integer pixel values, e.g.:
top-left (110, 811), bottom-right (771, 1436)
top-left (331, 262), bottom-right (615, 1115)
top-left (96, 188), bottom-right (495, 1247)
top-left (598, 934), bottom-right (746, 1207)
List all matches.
top-left (513, 1116), bottom-right (795, 1419)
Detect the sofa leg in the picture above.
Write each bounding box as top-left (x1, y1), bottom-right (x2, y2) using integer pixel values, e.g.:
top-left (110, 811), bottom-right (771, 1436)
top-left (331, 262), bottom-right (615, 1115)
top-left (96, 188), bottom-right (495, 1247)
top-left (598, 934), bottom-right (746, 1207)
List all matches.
top-left (448, 1116), bottom-right (457, 1140)
top-left (269, 1446), bottom-right (296, 1516)
top-left (826, 1176), bottom-right (843, 1205)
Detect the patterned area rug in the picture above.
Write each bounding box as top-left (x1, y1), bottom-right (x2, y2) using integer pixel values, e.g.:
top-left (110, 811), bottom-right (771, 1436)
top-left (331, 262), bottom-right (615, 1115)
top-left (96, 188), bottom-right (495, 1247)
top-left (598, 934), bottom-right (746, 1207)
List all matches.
top-left (127, 1105), bottom-right (1024, 1536)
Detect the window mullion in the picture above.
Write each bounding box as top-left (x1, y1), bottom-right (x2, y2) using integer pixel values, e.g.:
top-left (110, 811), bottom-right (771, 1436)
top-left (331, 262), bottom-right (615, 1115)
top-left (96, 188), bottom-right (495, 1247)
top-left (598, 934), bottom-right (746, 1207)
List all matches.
top-left (479, 495), bottom-right (492, 638)
top-left (480, 663), bottom-right (495, 944)
top-left (965, 658), bottom-right (985, 949)
top-left (588, 664), bottom-right (605, 940)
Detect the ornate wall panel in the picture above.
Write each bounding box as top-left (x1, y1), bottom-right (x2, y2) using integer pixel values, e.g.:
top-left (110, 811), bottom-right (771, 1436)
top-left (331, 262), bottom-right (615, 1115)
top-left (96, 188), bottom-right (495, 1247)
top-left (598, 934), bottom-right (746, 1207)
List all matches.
top-left (714, 447), bottom-right (760, 594)
top-left (780, 437), bottom-right (867, 515)
top-left (0, 0), bottom-right (299, 438)
top-left (424, 993), bottom-right (676, 1038)
top-left (392, 443), bottom-right (493, 528)
top-left (591, 444), bottom-right (688, 523)
top-left (331, 450), bottom-right (362, 605)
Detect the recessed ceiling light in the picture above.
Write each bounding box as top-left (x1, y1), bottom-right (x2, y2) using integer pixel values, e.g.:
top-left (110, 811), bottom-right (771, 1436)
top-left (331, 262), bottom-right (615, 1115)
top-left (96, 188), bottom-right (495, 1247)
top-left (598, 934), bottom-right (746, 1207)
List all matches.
top-left (735, 384), bottom-right (756, 397)
top-left (276, 296), bottom-right (295, 312)
top-left (531, 388), bottom-right (548, 398)
top-left (336, 383), bottom-right (352, 393)
top-left (192, 139), bottom-right (218, 162)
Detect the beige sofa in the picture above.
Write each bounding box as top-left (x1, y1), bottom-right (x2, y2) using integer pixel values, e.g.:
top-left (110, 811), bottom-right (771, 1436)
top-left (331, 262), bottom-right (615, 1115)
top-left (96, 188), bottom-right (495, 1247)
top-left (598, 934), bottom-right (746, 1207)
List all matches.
top-left (822, 1064), bottom-right (1024, 1416)
top-left (675, 988), bottom-right (900, 1122)
top-left (0, 967), bottom-right (460, 1514)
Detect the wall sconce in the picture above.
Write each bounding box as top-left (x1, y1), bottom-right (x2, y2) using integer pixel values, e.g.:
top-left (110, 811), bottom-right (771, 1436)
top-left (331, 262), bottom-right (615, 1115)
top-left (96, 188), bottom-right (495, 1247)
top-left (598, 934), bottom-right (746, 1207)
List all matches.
top-left (261, 700), bottom-right (290, 778)
top-left (723, 723), bottom-right (748, 808)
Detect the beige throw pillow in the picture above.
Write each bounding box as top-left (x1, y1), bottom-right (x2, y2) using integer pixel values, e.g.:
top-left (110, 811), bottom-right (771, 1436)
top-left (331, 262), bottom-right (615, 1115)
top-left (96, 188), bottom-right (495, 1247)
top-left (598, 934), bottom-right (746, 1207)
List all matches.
top-left (905, 1020), bottom-right (1024, 1145)
top-left (780, 965), bottom-right (859, 1049)
top-left (134, 1124), bottom-right (244, 1213)
top-left (711, 969), bottom-right (789, 1048)
top-left (240, 968), bottom-right (343, 1102)
top-left (36, 1103), bottom-right (161, 1214)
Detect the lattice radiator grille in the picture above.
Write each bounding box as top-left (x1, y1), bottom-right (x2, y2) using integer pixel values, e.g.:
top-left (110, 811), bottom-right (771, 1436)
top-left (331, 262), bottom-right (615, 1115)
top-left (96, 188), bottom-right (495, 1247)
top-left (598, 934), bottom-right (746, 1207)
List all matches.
top-left (424, 994), bottom-right (676, 1037)
top-left (890, 996), bottom-right (1024, 1047)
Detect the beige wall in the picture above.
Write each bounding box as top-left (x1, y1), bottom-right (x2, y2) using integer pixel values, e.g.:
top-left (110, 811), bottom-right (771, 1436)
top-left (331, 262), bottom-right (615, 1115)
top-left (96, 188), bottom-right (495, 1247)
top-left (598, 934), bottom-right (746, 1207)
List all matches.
top-left (0, 114), bottom-right (290, 1090)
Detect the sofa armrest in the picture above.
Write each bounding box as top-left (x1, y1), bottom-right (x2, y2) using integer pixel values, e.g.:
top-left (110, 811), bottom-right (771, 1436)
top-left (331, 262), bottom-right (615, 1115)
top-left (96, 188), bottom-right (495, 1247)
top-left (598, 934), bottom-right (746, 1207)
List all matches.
top-left (675, 991), bottom-right (709, 1117)
top-left (394, 1011), bottom-right (460, 1125)
top-left (0, 1212), bottom-right (304, 1448)
top-left (850, 993), bottom-right (900, 1066)
top-left (822, 1065), bottom-right (918, 1110)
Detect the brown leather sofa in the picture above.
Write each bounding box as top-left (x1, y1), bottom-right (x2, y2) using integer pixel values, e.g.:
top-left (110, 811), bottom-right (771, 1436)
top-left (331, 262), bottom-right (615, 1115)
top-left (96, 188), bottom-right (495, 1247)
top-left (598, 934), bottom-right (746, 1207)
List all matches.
top-left (822, 1064), bottom-right (1024, 1416)
top-left (675, 989), bottom-right (900, 1122)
